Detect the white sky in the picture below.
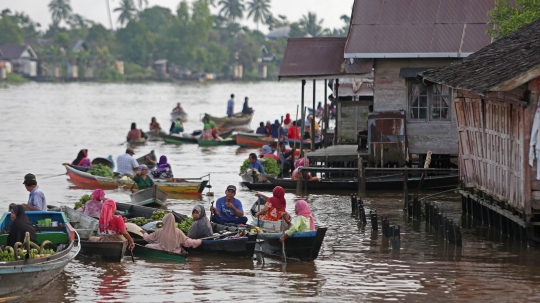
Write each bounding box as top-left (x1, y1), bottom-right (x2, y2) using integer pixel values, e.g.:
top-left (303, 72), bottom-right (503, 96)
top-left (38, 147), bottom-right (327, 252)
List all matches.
top-left (0, 0), bottom-right (354, 33)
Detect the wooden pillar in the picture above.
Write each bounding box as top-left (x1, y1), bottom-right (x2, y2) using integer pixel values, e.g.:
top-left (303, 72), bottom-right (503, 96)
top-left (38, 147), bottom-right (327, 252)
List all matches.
top-left (300, 80), bottom-right (306, 159)
top-left (324, 79), bottom-right (328, 148)
top-left (335, 79), bottom-right (340, 145)
top-left (312, 79), bottom-right (316, 151)
top-left (358, 157), bottom-right (366, 197)
top-left (403, 167), bottom-right (408, 204)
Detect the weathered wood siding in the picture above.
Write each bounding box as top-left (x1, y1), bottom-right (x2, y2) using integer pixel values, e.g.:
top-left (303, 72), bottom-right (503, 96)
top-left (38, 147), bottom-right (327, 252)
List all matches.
top-left (337, 101), bottom-right (372, 143)
top-left (373, 58), bottom-right (458, 155)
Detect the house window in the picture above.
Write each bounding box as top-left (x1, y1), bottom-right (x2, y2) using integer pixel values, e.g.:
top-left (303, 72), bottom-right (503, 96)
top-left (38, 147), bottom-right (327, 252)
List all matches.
top-left (408, 80), bottom-right (451, 120)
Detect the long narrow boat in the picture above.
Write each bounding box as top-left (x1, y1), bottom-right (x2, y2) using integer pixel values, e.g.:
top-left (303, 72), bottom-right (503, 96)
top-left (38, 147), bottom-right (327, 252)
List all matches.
top-left (136, 150), bottom-right (158, 169)
top-left (133, 244), bottom-right (187, 262)
top-left (171, 110), bottom-right (188, 122)
top-left (236, 132), bottom-right (278, 148)
top-left (256, 228), bottom-right (327, 261)
top-left (241, 181), bottom-right (276, 191)
top-left (128, 138), bottom-right (147, 145)
top-left (130, 186), bottom-right (168, 207)
top-left (184, 233), bottom-right (257, 257)
top-left (0, 211), bottom-right (81, 297)
top-left (64, 165), bottom-right (208, 194)
top-left (203, 113), bottom-right (253, 130)
top-left (61, 206), bottom-right (127, 262)
top-left (145, 130), bottom-right (167, 141)
top-left (162, 134), bottom-right (198, 144)
top-left (266, 174), bottom-right (459, 191)
top-left (198, 137), bottom-right (237, 147)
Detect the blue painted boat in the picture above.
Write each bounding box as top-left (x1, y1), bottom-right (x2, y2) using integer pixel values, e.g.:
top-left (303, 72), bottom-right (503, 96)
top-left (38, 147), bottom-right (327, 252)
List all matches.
top-left (0, 211), bottom-right (80, 298)
top-left (256, 228), bottom-right (327, 261)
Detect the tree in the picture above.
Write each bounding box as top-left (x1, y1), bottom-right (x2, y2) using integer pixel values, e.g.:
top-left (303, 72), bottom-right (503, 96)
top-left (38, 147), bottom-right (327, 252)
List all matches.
top-left (86, 24), bottom-right (112, 47)
top-left (218, 0), bottom-right (245, 23)
top-left (0, 15), bottom-right (24, 44)
top-left (138, 6), bottom-right (175, 34)
top-left (488, 0), bottom-right (540, 39)
top-left (53, 32), bottom-right (71, 50)
top-left (48, 0), bottom-right (72, 25)
top-left (247, 0), bottom-right (271, 30)
top-left (289, 22), bottom-right (305, 38)
top-left (137, 0), bottom-right (149, 11)
top-left (114, 0), bottom-right (137, 26)
top-left (300, 12), bottom-right (328, 37)
top-left (116, 20), bottom-right (155, 66)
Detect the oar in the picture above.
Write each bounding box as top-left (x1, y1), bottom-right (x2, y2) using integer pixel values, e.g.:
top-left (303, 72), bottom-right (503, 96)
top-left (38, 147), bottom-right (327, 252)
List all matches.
top-left (129, 247), bottom-right (135, 262)
top-left (281, 215), bottom-right (287, 264)
top-left (119, 141), bottom-right (127, 146)
top-left (43, 173), bottom-right (66, 179)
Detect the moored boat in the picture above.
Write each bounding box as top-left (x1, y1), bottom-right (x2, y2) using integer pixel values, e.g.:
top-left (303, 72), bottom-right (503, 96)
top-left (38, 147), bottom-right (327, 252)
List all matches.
top-left (145, 130), bottom-right (167, 141)
top-left (197, 137), bottom-right (237, 147)
top-left (241, 181), bottom-right (276, 191)
top-left (130, 185), bottom-right (168, 207)
top-left (62, 206), bottom-right (127, 262)
top-left (133, 243), bottom-right (187, 262)
top-left (0, 211), bottom-right (81, 297)
top-left (256, 228), bottom-right (327, 261)
top-left (236, 132), bottom-right (278, 148)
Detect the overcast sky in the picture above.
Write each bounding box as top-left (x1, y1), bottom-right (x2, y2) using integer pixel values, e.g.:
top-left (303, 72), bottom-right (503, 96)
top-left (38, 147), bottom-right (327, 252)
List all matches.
top-left (1, 0), bottom-right (354, 33)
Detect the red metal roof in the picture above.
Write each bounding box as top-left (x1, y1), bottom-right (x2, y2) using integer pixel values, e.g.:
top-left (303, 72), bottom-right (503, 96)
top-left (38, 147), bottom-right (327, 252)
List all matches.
top-left (344, 0), bottom-right (495, 58)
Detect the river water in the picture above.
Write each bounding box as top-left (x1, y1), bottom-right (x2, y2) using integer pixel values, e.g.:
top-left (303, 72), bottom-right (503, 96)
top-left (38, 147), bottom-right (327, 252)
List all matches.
top-left (2, 82), bottom-right (540, 302)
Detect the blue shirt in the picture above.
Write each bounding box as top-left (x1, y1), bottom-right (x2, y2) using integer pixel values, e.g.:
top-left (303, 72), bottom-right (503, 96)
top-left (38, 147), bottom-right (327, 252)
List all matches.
top-left (270, 124), bottom-right (285, 139)
top-left (28, 186), bottom-right (47, 211)
top-left (227, 99), bottom-right (234, 116)
top-left (216, 197), bottom-right (243, 222)
top-left (249, 160), bottom-right (265, 174)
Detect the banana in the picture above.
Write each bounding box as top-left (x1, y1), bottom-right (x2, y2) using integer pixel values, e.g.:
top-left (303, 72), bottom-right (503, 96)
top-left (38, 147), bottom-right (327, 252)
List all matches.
top-left (39, 240), bottom-right (52, 254)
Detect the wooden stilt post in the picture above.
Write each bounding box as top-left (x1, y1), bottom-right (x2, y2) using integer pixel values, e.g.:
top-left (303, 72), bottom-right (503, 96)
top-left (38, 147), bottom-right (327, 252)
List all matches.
top-left (358, 157), bottom-right (366, 198)
top-left (312, 79), bottom-right (316, 151)
top-left (324, 79), bottom-right (328, 148)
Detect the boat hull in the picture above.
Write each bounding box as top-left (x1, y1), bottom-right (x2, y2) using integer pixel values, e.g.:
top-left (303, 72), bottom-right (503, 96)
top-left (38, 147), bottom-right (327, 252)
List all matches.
top-left (130, 186), bottom-right (168, 207)
top-left (162, 134), bottom-right (197, 144)
top-left (256, 228), bottom-right (327, 261)
top-left (133, 244), bottom-right (186, 262)
top-left (79, 240), bottom-right (127, 262)
top-left (241, 181), bottom-right (276, 191)
top-left (236, 133), bottom-right (277, 148)
top-left (184, 234), bottom-right (257, 257)
top-left (198, 138), bottom-right (237, 146)
top-left (204, 113), bottom-right (252, 130)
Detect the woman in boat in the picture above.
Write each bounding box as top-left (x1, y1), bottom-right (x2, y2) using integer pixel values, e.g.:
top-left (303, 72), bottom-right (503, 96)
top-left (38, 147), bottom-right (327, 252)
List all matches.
top-left (283, 113), bottom-right (292, 128)
top-left (81, 189), bottom-right (105, 218)
top-left (210, 121), bottom-right (223, 141)
top-left (291, 157), bottom-right (320, 182)
top-left (279, 200), bottom-right (315, 243)
top-left (287, 121), bottom-right (301, 140)
top-left (309, 115), bottom-right (321, 140)
top-left (72, 149), bottom-right (92, 168)
top-left (188, 205), bottom-right (213, 239)
top-left (151, 155), bottom-right (174, 179)
top-left (254, 186), bottom-right (287, 222)
top-left (316, 102), bottom-right (324, 119)
top-left (127, 123), bottom-right (142, 141)
top-left (133, 164), bottom-right (154, 191)
top-left (92, 199), bottom-right (135, 250)
top-left (140, 213), bottom-right (202, 253)
top-left (169, 118), bottom-right (184, 134)
top-left (7, 204), bottom-right (37, 247)
top-left (149, 117), bottom-right (161, 132)
top-left (200, 123), bottom-right (213, 141)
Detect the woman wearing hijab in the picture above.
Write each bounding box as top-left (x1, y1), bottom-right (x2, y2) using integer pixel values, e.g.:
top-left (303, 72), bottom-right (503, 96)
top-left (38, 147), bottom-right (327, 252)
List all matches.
top-left (279, 200), bottom-right (315, 243)
top-left (283, 113), bottom-right (292, 127)
top-left (255, 186), bottom-right (287, 221)
top-left (72, 149), bottom-right (92, 168)
top-left (188, 205), bottom-right (213, 239)
top-left (140, 213), bottom-right (202, 253)
top-left (93, 199), bottom-right (135, 250)
top-left (133, 164), bottom-right (154, 191)
top-left (81, 189), bottom-right (105, 218)
top-left (151, 156), bottom-right (174, 179)
top-left (7, 204), bottom-right (37, 247)
top-left (292, 157), bottom-right (320, 182)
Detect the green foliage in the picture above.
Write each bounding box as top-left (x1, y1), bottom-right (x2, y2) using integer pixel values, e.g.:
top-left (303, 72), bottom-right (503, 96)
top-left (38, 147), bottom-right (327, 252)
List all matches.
top-left (178, 217), bottom-right (194, 234)
top-left (48, 0), bottom-right (72, 25)
top-left (114, 0), bottom-right (138, 26)
top-left (125, 62), bottom-right (154, 80)
top-left (289, 22), bottom-right (305, 38)
top-left (300, 12), bottom-right (329, 37)
top-left (240, 157), bottom-right (280, 175)
top-left (138, 6), bottom-right (175, 35)
top-left (74, 194), bottom-right (92, 209)
top-left (53, 32), bottom-right (71, 50)
top-left (116, 20), bottom-right (155, 67)
top-left (3, 73), bottom-right (28, 84)
top-left (488, 0), bottom-right (540, 39)
top-left (0, 15), bottom-right (24, 44)
top-left (88, 164), bottom-right (115, 178)
top-left (219, 0), bottom-right (245, 23)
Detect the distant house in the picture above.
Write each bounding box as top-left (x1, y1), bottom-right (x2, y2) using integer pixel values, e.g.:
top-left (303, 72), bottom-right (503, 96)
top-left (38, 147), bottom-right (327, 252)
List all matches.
top-left (267, 26), bottom-right (290, 40)
top-left (0, 45), bottom-right (38, 77)
top-left (153, 59), bottom-right (168, 78)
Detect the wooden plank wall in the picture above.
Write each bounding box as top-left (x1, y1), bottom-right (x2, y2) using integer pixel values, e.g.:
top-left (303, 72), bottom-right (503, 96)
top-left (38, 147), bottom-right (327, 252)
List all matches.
top-left (454, 92), bottom-right (526, 211)
top-left (338, 101), bottom-right (372, 143)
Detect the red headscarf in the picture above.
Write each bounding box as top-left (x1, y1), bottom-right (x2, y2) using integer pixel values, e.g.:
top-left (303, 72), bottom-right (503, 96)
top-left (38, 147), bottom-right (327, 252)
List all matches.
top-left (92, 189), bottom-right (105, 202)
top-left (295, 200), bottom-right (315, 230)
top-left (268, 186), bottom-right (286, 211)
top-left (284, 113), bottom-right (291, 125)
top-left (98, 199), bottom-right (116, 232)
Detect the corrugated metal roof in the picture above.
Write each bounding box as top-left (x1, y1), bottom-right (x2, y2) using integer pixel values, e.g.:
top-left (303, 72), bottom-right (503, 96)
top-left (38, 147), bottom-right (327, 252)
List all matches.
top-left (344, 0), bottom-right (495, 58)
top-left (418, 18), bottom-right (540, 95)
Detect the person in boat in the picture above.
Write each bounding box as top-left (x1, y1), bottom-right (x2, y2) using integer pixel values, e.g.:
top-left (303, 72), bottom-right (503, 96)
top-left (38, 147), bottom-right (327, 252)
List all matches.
top-left (133, 164), bottom-right (154, 191)
top-left (210, 121), bottom-right (224, 141)
top-left (140, 213), bottom-right (201, 253)
top-left (303, 115), bottom-right (311, 139)
top-left (116, 148), bottom-right (139, 177)
top-left (107, 155), bottom-right (115, 171)
top-left (150, 117), bottom-right (161, 132)
top-left (127, 122), bottom-right (142, 142)
top-left (210, 185), bottom-right (248, 225)
top-left (72, 149), bottom-right (92, 168)
top-left (81, 189), bottom-right (105, 218)
top-left (227, 94), bottom-right (235, 118)
top-left (291, 157), bottom-right (320, 182)
top-left (242, 97), bottom-right (253, 115)
top-left (240, 153), bottom-right (265, 175)
top-left (278, 142), bottom-right (295, 171)
top-left (259, 145), bottom-right (274, 157)
top-left (200, 123), bottom-right (213, 141)
top-left (169, 118), bottom-right (184, 135)
top-left (173, 102), bottom-right (183, 112)
top-left (151, 155), bottom-right (174, 179)
top-left (188, 205), bottom-right (213, 239)
top-left (254, 186), bottom-right (287, 222)
top-left (287, 121), bottom-right (301, 141)
top-left (280, 200), bottom-right (315, 243)
top-left (328, 95), bottom-right (336, 119)
top-left (91, 199), bottom-right (135, 250)
top-left (256, 122), bottom-right (268, 135)
top-left (283, 113), bottom-right (292, 128)
top-left (316, 102), bottom-right (324, 119)
top-left (270, 119), bottom-right (285, 140)
top-left (309, 115), bottom-right (321, 140)
top-left (265, 121), bottom-right (272, 136)
top-left (7, 204), bottom-right (37, 248)
top-left (23, 173), bottom-right (47, 211)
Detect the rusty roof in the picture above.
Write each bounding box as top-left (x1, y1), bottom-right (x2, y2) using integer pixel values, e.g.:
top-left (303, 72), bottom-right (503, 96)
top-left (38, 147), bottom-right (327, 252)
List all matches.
top-left (344, 0), bottom-right (495, 58)
top-left (419, 18), bottom-right (540, 95)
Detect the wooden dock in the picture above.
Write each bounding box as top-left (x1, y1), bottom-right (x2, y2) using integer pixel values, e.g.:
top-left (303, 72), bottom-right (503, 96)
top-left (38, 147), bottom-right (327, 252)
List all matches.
top-left (307, 145), bottom-right (368, 164)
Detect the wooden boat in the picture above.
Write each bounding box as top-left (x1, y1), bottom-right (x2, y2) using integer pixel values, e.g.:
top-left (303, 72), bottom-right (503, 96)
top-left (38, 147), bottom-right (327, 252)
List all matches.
top-left (162, 134), bottom-right (198, 144)
top-left (236, 132), bottom-right (278, 148)
top-left (170, 110), bottom-right (188, 122)
top-left (130, 185), bottom-right (168, 207)
top-left (256, 228), bottom-right (327, 261)
top-left (62, 206), bottom-right (127, 262)
top-left (145, 130), bottom-right (167, 141)
top-left (241, 172), bottom-right (277, 183)
top-left (241, 181), bottom-right (276, 191)
top-left (203, 113), bottom-right (253, 130)
top-left (198, 137), bottom-right (237, 147)
top-left (136, 150), bottom-right (157, 169)
top-left (65, 165), bottom-right (208, 194)
top-left (0, 211), bottom-right (81, 297)
top-left (133, 243), bottom-right (187, 262)
top-left (116, 202), bottom-right (187, 221)
top-left (91, 157), bottom-right (113, 168)
top-left (184, 233), bottom-right (257, 257)
top-left (250, 199), bottom-right (289, 232)
top-left (128, 138), bottom-right (147, 145)
top-left (267, 173), bottom-right (459, 191)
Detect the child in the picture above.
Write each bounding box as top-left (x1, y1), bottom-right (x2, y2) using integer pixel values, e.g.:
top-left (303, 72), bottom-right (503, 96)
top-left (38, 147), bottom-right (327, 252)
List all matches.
top-left (279, 200), bottom-right (315, 242)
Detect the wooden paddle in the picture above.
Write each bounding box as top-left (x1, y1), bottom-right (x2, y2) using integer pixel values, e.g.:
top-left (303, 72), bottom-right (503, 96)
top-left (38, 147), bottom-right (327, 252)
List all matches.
top-left (281, 215), bottom-right (287, 264)
top-left (43, 173), bottom-right (67, 179)
top-left (119, 141), bottom-right (127, 146)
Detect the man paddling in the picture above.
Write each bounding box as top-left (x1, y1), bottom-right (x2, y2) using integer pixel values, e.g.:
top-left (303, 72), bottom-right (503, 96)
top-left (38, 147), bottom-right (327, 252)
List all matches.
top-left (210, 185), bottom-right (248, 225)
top-left (23, 174), bottom-right (47, 211)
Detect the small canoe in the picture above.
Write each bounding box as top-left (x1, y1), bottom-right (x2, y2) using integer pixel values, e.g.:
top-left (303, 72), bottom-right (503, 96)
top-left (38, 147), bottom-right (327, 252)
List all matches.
top-left (130, 185), bottom-right (168, 207)
top-left (171, 110), bottom-right (188, 122)
top-left (136, 150), bottom-right (158, 170)
top-left (184, 233), bottom-right (257, 257)
top-left (128, 138), bottom-right (147, 145)
top-left (241, 173), bottom-right (277, 183)
top-left (197, 138), bottom-right (237, 147)
top-left (241, 181), bottom-right (276, 191)
top-left (250, 199), bottom-right (289, 233)
top-left (163, 134), bottom-right (198, 144)
top-left (133, 244), bottom-right (187, 262)
top-left (0, 211), bottom-right (81, 297)
top-left (256, 228), bottom-right (327, 261)
top-left (203, 113), bottom-right (253, 130)
top-left (236, 132), bottom-right (278, 148)
top-left (145, 130), bottom-right (167, 141)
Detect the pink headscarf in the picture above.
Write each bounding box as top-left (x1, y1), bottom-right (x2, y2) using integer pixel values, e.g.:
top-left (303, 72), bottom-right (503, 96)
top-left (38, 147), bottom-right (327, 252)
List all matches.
top-left (295, 200), bottom-right (315, 231)
top-left (154, 213), bottom-right (186, 252)
top-left (294, 157), bottom-right (309, 169)
top-left (98, 199), bottom-right (116, 232)
top-left (92, 189), bottom-right (105, 202)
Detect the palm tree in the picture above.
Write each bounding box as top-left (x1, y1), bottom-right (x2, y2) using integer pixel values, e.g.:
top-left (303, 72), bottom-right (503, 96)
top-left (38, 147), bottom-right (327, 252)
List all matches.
top-left (218, 0), bottom-right (245, 23)
top-left (105, 0), bottom-right (114, 30)
top-left (247, 0), bottom-right (271, 30)
top-left (114, 0), bottom-right (137, 26)
top-left (340, 14), bottom-right (350, 24)
top-left (300, 12), bottom-right (328, 37)
top-left (48, 0), bottom-right (72, 25)
top-left (137, 0), bottom-right (148, 11)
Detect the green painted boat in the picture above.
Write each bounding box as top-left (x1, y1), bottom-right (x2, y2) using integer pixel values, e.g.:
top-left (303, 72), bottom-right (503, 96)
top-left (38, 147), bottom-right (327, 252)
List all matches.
top-left (197, 138), bottom-right (237, 146)
top-left (132, 244), bottom-right (187, 262)
top-left (162, 134), bottom-right (198, 144)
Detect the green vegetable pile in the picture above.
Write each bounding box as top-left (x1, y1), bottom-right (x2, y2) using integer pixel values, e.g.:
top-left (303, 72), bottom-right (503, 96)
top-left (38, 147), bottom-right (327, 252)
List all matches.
top-left (130, 217), bottom-right (148, 226)
top-left (178, 217), bottom-right (194, 234)
top-left (0, 240), bottom-right (55, 262)
top-left (240, 157), bottom-right (280, 175)
top-left (150, 210), bottom-right (166, 221)
top-left (88, 164), bottom-right (115, 178)
top-left (74, 194), bottom-right (92, 210)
